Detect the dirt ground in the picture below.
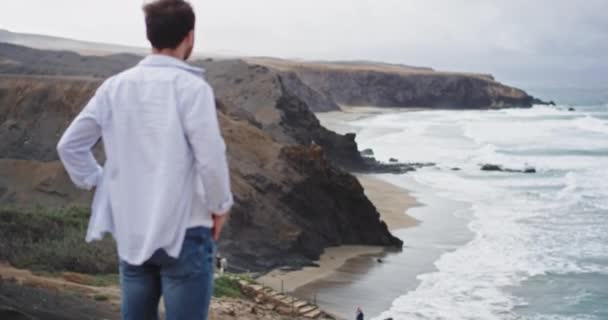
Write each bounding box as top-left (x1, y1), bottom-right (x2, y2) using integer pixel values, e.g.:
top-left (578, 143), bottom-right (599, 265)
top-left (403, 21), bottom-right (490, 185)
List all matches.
top-left (0, 263), bottom-right (309, 320)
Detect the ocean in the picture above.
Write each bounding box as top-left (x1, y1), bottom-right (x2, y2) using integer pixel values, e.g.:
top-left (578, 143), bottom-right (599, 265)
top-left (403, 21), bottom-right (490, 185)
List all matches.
top-left (323, 88), bottom-right (608, 320)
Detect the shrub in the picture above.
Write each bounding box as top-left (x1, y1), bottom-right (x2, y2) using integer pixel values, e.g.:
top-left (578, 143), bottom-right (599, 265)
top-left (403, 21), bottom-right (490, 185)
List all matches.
top-left (213, 276), bottom-right (243, 298)
top-left (0, 206), bottom-right (118, 274)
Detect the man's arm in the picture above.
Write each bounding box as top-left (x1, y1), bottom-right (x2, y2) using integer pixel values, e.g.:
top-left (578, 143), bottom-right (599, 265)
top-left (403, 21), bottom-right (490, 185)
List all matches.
top-left (182, 82), bottom-right (234, 240)
top-left (57, 89), bottom-right (104, 190)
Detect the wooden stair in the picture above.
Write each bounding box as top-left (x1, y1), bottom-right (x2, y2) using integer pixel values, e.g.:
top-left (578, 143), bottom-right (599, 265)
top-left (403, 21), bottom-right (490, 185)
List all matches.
top-left (238, 280), bottom-right (335, 319)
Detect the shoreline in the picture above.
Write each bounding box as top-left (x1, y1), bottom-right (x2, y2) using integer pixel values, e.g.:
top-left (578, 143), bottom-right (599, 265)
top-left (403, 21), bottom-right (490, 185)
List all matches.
top-left (315, 106), bottom-right (429, 137)
top-left (257, 175), bottom-right (421, 293)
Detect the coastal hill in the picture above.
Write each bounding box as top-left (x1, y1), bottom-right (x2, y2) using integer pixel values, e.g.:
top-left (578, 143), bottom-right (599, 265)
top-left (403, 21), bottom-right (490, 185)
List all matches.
top-left (0, 28), bottom-right (546, 112)
top-left (0, 35), bottom-right (546, 318)
top-left (0, 28), bottom-right (148, 56)
top-left (0, 44), bottom-right (401, 275)
top-left (249, 57), bottom-right (539, 111)
top-left (0, 40), bottom-right (546, 273)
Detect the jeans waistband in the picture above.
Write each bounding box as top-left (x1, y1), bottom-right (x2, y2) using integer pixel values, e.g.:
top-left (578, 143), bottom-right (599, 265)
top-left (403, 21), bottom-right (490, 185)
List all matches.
top-left (185, 226), bottom-right (212, 239)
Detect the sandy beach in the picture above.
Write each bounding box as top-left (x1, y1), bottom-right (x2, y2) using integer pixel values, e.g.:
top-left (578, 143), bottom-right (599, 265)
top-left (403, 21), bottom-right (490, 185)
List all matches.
top-left (257, 175), bottom-right (420, 293)
top-left (358, 175), bottom-right (420, 230)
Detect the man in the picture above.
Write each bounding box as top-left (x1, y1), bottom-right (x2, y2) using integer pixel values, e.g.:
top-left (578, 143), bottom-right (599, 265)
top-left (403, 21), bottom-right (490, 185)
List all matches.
top-left (57, 1), bottom-right (233, 319)
top-left (356, 307), bottom-right (365, 320)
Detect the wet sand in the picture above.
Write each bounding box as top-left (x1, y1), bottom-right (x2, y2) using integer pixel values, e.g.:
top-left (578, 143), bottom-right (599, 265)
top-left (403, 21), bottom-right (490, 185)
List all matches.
top-left (258, 245), bottom-right (385, 294)
top-left (292, 175), bottom-right (472, 319)
top-left (257, 175), bottom-right (419, 293)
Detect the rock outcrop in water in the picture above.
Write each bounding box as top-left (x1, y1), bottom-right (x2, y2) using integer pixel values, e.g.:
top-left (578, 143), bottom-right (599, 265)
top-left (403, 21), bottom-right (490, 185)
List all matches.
top-left (480, 164), bottom-right (536, 174)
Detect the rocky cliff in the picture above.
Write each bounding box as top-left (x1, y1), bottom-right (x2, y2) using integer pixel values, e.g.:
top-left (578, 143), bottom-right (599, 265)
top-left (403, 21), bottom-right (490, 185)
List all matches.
top-left (0, 43), bottom-right (545, 113)
top-left (197, 59), bottom-right (368, 170)
top-left (0, 70), bottom-right (400, 273)
top-left (250, 59), bottom-right (539, 111)
top-left (0, 43), bottom-right (546, 272)
top-left (0, 43), bottom-right (138, 78)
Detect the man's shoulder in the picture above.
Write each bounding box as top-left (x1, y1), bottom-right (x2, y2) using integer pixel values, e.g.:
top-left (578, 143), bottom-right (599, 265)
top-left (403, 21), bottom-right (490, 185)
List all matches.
top-left (179, 71), bottom-right (211, 89)
top-left (96, 67), bottom-right (136, 91)
top-left (99, 65), bottom-right (211, 90)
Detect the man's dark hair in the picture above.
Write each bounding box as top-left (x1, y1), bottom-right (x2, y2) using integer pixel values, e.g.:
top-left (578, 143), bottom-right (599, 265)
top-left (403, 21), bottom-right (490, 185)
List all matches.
top-left (143, 0), bottom-right (195, 50)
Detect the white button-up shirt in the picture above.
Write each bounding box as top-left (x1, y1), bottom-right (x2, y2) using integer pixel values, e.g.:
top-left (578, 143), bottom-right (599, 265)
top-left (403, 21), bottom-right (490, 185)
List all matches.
top-left (57, 55), bottom-right (233, 265)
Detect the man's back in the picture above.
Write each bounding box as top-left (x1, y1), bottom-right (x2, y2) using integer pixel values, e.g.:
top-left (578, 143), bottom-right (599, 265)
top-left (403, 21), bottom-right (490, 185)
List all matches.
top-left (97, 55), bottom-right (231, 264)
top-left (58, 55), bottom-right (233, 265)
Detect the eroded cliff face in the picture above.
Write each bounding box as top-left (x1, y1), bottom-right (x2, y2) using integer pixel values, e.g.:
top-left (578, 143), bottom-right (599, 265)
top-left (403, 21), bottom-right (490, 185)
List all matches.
top-left (199, 60), bottom-right (367, 170)
top-left (0, 76), bottom-right (101, 161)
top-left (250, 59), bottom-right (536, 111)
top-left (0, 74), bottom-right (400, 272)
top-left (0, 44), bottom-right (543, 272)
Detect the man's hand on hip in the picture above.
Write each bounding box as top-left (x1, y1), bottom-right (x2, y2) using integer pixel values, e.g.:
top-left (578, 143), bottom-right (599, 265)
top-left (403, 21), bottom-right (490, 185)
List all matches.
top-left (212, 213), bottom-right (229, 241)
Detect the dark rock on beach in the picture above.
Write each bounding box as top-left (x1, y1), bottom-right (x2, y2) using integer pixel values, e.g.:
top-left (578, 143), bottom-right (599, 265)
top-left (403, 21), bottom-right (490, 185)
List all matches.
top-left (481, 164), bottom-right (536, 174)
top-left (362, 158), bottom-right (435, 174)
top-left (481, 164), bottom-right (503, 171)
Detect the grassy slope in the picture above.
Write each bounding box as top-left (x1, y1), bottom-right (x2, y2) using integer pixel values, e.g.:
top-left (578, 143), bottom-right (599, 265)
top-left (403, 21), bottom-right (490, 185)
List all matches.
top-left (0, 206), bottom-right (117, 274)
top-left (0, 206), bottom-right (250, 299)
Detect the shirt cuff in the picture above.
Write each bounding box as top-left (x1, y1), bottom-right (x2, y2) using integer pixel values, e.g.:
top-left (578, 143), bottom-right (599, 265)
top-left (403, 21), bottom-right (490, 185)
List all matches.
top-left (209, 196), bottom-right (234, 216)
top-left (82, 165), bottom-right (103, 190)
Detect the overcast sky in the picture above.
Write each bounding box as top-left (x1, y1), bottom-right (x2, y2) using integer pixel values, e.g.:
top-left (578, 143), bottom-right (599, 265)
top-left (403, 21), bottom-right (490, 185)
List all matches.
top-left (1, 0), bottom-right (607, 86)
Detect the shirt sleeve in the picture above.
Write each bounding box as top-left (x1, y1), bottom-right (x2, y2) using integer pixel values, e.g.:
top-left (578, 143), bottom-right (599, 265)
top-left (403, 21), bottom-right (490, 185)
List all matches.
top-left (182, 82), bottom-right (234, 215)
top-left (57, 87), bottom-right (104, 190)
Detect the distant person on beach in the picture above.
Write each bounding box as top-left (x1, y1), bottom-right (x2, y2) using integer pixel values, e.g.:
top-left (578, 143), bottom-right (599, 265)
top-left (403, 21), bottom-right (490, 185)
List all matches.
top-left (57, 0), bottom-right (233, 319)
top-left (356, 307), bottom-right (364, 320)
top-left (215, 253), bottom-right (227, 275)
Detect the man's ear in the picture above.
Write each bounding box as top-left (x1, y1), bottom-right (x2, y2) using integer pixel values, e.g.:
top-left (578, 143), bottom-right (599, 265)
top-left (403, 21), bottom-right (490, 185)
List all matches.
top-left (187, 30), bottom-right (195, 46)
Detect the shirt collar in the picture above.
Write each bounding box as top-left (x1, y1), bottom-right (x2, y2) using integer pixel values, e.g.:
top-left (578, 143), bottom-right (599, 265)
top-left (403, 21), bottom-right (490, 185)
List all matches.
top-left (138, 54), bottom-right (205, 77)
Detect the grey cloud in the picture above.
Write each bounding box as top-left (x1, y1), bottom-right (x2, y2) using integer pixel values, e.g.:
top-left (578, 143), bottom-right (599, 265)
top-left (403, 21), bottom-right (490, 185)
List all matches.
top-left (0, 0), bottom-right (606, 86)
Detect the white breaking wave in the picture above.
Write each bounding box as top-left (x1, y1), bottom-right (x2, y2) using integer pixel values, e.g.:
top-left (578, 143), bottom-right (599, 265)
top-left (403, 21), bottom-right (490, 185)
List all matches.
top-left (572, 115), bottom-right (608, 135)
top-left (361, 105), bottom-right (608, 320)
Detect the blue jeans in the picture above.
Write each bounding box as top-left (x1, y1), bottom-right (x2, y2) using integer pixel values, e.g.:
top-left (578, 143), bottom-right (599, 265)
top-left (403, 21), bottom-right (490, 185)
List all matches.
top-left (119, 227), bottom-right (215, 320)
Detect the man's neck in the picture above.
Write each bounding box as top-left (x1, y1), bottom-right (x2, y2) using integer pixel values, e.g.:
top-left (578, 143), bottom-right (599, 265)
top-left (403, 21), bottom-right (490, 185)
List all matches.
top-left (152, 48), bottom-right (185, 61)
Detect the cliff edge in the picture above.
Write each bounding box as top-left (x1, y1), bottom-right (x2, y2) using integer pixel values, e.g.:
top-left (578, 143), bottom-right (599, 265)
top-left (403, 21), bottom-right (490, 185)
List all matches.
top-left (249, 58), bottom-right (541, 111)
top-left (0, 64), bottom-right (400, 273)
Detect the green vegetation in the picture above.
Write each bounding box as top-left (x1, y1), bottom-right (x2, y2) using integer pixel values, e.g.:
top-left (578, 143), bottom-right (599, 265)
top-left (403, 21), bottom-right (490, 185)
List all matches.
top-left (30, 270), bottom-right (119, 287)
top-left (0, 206), bottom-right (255, 300)
top-left (0, 206), bottom-right (118, 274)
top-left (213, 275), bottom-right (244, 298)
top-left (90, 274), bottom-right (120, 287)
top-left (93, 294), bottom-right (109, 301)
top-left (233, 273), bottom-right (256, 285)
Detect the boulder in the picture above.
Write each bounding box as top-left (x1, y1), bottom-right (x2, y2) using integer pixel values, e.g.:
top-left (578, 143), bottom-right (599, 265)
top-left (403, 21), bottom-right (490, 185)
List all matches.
top-left (481, 164), bottom-right (503, 171)
top-left (481, 164), bottom-right (536, 174)
top-left (361, 148), bottom-right (375, 157)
